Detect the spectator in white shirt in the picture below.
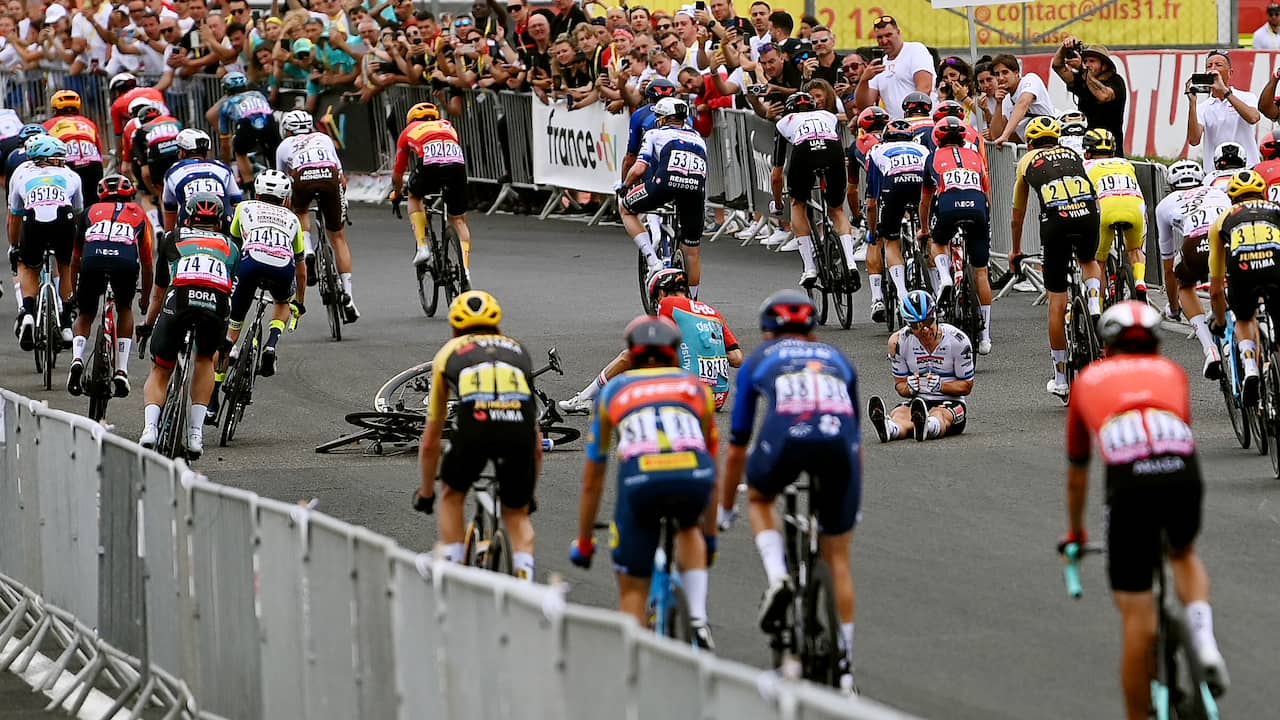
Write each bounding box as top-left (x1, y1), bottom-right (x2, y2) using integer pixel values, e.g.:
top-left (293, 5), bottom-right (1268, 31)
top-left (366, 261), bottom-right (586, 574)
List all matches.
top-left (989, 53), bottom-right (1057, 144)
top-left (1186, 49), bottom-right (1261, 170)
top-left (747, 1), bottom-right (771, 58)
top-left (853, 14), bottom-right (934, 120)
top-left (1254, 3), bottom-right (1280, 50)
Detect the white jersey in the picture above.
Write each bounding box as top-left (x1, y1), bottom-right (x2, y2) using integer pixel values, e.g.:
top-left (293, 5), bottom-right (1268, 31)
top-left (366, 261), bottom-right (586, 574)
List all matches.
top-left (1154, 185), bottom-right (1231, 260)
top-left (890, 322), bottom-right (974, 402)
top-left (1202, 169), bottom-right (1235, 192)
top-left (231, 200), bottom-right (304, 268)
top-left (275, 132), bottom-right (343, 178)
top-left (8, 162), bottom-right (83, 223)
top-left (1059, 135), bottom-right (1085, 157)
top-left (775, 110), bottom-right (840, 145)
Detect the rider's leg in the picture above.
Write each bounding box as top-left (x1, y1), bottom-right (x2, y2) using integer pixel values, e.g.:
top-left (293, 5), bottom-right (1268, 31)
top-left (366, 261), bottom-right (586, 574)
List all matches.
top-left (449, 213), bottom-right (472, 275)
top-left (621, 199), bottom-right (661, 270)
top-left (617, 574), bottom-right (649, 627)
top-left (116, 306), bottom-right (135, 375)
top-left (1082, 257), bottom-right (1103, 316)
top-left (1113, 591), bottom-right (1158, 720)
top-left (437, 482), bottom-right (467, 560)
top-left (190, 354), bottom-right (216, 432)
top-left (1048, 290), bottom-right (1068, 387)
top-left (885, 238), bottom-right (908, 298)
top-left (1180, 284), bottom-right (1219, 363)
top-left (408, 194), bottom-right (427, 251)
top-left (675, 525), bottom-right (709, 623)
top-left (883, 403), bottom-right (913, 441)
top-left (791, 200), bottom-right (816, 281)
top-left (142, 361), bottom-right (172, 433)
top-left (1235, 317), bottom-right (1259, 379)
top-left (920, 407), bottom-right (955, 440)
top-left (820, 531), bottom-right (856, 667)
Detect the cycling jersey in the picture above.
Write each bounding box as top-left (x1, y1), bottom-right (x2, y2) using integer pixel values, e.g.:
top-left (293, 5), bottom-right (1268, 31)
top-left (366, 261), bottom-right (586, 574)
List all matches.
top-left (890, 322), bottom-right (975, 402)
top-left (926, 145), bottom-right (991, 267)
top-left (276, 131), bottom-right (345, 231)
top-left (217, 90), bottom-right (273, 136)
top-left (3, 147), bottom-right (26, 187)
top-left (625, 104), bottom-right (693, 156)
top-left (230, 200), bottom-right (304, 268)
top-left (151, 227), bottom-right (240, 364)
top-left (1203, 169), bottom-right (1234, 192)
top-left (1013, 145), bottom-right (1098, 222)
top-left (1209, 199), bottom-right (1280, 321)
top-left (868, 140), bottom-right (928, 242)
top-left (394, 119), bottom-right (465, 175)
top-left (904, 116), bottom-right (932, 144)
top-left (162, 158), bottom-right (242, 219)
top-left (76, 200), bottom-right (153, 310)
top-left (639, 125), bottom-right (708, 194)
top-left (130, 114), bottom-right (182, 169)
top-left (922, 124), bottom-right (987, 159)
top-left (1255, 159), bottom-right (1280, 203)
top-left (773, 110), bottom-right (845, 207)
top-left (658, 295), bottom-right (740, 411)
top-left (8, 162), bottom-right (83, 222)
top-left (1086, 157), bottom-right (1146, 261)
top-left (110, 87), bottom-right (165, 136)
top-left (926, 145), bottom-right (988, 197)
top-left (41, 115), bottom-right (103, 168)
top-left (847, 129), bottom-right (879, 188)
top-left (155, 226), bottom-right (240, 295)
top-left (1156, 186), bottom-right (1230, 288)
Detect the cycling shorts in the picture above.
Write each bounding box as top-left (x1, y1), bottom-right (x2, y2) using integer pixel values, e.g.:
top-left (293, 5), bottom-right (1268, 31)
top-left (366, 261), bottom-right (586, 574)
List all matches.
top-left (291, 172), bottom-right (344, 233)
top-left (1041, 213), bottom-right (1101, 294)
top-left (406, 162), bottom-right (467, 217)
top-left (229, 257), bottom-right (295, 323)
top-left (1105, 455), bottom-right (1202, 593)
top-left (893, 398), bottom-right (967, 435)
top-left (929, 193), bottom-right (991, 269)
top-left (787, 140), bottom-right (846, 209)
top-left (1225, 266), bottom-right (1280, 322)
top-left (147, 155), bottom-right (178, 191)
top-left (150, 286), bottom-right (230, 366)
top-left (232, 116), bottom-right (280, 159)
top-left (439, 424), bottom-right (538, 510)
top-left (18, 212), bottom-right (76, 268)
top-left (1172, 233), bottom-right (1210, 290)
top-left (611, 474), bottom-right (714, 577)
top-left (76, 254), bottom-right (139, 312)
top-left (72, 162), bottom-right (104, 206)
top-left (874, 178), bottom-right (924, 244)
top-left (622, 180), bottom-right (704, 247)
top-left (746, 435), bottom-right (862, 535)
top-left (1094, 196), bottom-right (1146, 263)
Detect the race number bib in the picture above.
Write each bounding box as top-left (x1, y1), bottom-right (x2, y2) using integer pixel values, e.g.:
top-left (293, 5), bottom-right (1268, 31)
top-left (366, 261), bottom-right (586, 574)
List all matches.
top-left (942, 167), bottom-right (982, 191)
top-left (1269, 185), bottom-right (1280, 203)
top-left (1228, 222), bottom-right (1280, 252)
top-left (616, 405), bottom-right (706, 460)
top-left (888, 153), bottom-right (924, 173)
top-left (457, 361), bottom-right (532, 401)
top-left (667, 150), bottom-right (707, 176)
top-left (1098, 408), bottom-right (1194, 464)
top-left (773, 371), bottom-right (853, 415)
top-left (244, 225), bottom-right (294, 264)
top-left (182, 177), bottom-right (225, 197)
top-left (1038, 175), bottom-right (1092, 206)
top-left (1093, 173), bottom-right (1141, 197)
top-left (422, 139), bottom-right (464, 161)
top-left (25, 184), bottom-right (68, 206)
top-left (175, 253), bottom-right (229, 288)
top-left (85, 219), bottom-right (137, 244)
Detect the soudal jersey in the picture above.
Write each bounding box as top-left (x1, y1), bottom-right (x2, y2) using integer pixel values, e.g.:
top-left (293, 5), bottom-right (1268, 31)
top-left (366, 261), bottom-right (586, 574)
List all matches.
top-left (890, 322), bottom-right (975, 402)
top-left (393, 119), bottom-right (464, 176)
top-left (729, 338), bottom-right (860, 448)
top-left (1255, 159), bottom-right (1280, 203)
top-left (1154, 185), bottom-right (1230, 259)
top-left (42, 115), bottom-right (104, 167)
top-left (81, 201), bottom-right (153, 267)
top-left (639, 126), bottom-right (708, 193)
top-left (217, 90), bottom-right (273, 135)
top-left (626, 104), bottom-right (694, 156)
top-left (130, 114), bottom-right (182, 166)
top-left (275, 132), bottom-right (343, 181)
top-left (925, 145), bottom-right (989, 197)
top-left (162, 158), bottom-right (242, 215)
top-left (110, 87), bottom-right (165, 136)
top-left (155, 226), bottom-right (240, 294)
top-left (1085, 157), bottom-right (1143, 201)
top-left (866, 140), bottom-right (928, 196)
top-left (658, 296), bottom-right (741, 410)
top-left (230, 200), bottom-right (304, 268)
top-left (8, 162), bottom-right (83, 222)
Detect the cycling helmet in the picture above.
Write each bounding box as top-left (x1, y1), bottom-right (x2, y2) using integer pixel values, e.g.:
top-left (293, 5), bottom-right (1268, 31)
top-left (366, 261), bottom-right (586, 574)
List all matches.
top-left (1058, 110), bottom-right (1087, 135)
top-left (900, 289), bottom-right (936, 324)
top-left (26, 136), bottom-right (67, 161)
top-left (138, 104), bottom-right (163, 124)
top-left (758, 289), bottom-right (816, 334)
top-left (108, 72), bottom-right (138, 96)
top-left (1023, 116), bottom-right (1060, 146)
top-left (784, 91), bottom-right (817, 115)
top-left (17, 123), bottom-right (46, 140)
top-left (645, 78), bottom-right (678, 103)
top-left (448, 290), bottom-right (502, 331)
top-left (222, 71), bottom-right (249, 93)
top-left (881, 119), bottom-right (913, 143)
top-left (1213, 141), bottom-right (1246, 171)
top-left (931, 116), bottom-right (968, 148)
top-left (96, 174), bottom-right (136, 201)
top-left (131, 99), bottom-right (158, 119)
top-left (1096, 300), bottom-right (1161, 353)
top-left (1226, 169), bottom-right (1267, 201)
top-left (932, 100), bottom-right (964, 122)
top-left (406, 102), bottom-right (440, 123)
top-left (901, 91), bottom-right (932, 118)
top-left (280, 109), bottom-right (314, 136)
top-left (1082, 127), bottom-right (1117, 156)
top-left (254, 169), bottom-right (292, 201)
top-left (176, 128), bottom-right (212, 153)
top-left (1166, 159), bottom-right (1204, 189)
top-left (646, 267), bottom-right (688, 308)
top-left (624, 315), bottom-right (682, 365)
top-left (653, 96), bottom-right (689, 121)
top-left (857, 106), bottom-right (889, 134)
top-left (1263, 129), bottom-right (1280, 161)
top-left (51, 90), bottom-right (81, 112)
top-left (183, 192), bottom-right (225, 227)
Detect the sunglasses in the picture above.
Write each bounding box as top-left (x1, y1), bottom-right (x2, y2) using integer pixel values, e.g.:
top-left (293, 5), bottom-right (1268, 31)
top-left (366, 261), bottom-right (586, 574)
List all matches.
top-left (508, 3), bottom-right (523, 9)
top-left (1271, 8), bottom-right (1280, 14)
top-left (454, 18), bottom-right (473, 27)
top-left (656, 23), bottom-right (671, 30)
top-left (909, 319), bottom-right (936, 331)
top-left (872, 15), bottom-right (896, 29)
top-left (230, 7), bottom-right (248, 14)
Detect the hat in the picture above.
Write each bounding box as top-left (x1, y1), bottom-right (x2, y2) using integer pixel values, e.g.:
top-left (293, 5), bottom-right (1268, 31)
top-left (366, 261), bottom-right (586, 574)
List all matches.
top-left (264, 16), bottom-right (283, 26)
top-left (1080, 44), bottom-right (1115, 71)
top-left (292, 37), bottom-right (314, 55)
top-left (44, 4), bottom-right (67, 24)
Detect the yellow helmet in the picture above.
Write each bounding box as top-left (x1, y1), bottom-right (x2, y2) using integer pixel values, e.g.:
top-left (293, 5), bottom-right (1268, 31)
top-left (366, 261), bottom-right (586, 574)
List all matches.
top-left (1083, 127), bottom-right (1116, 156)
top-left (449, 290), bottom-right (502, 331)
top-left (407, 102), bottom-right (440, 123)
top-left (1024, 116), bottom-right (1060, 145)
top-left (1226, 170), bottom-right (1268, 201)
top-left (51, 90), bottom-right (81, 112)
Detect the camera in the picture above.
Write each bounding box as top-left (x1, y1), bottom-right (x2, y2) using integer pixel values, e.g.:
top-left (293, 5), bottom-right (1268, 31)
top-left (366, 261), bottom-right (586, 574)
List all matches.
top-left (747, 84), bottom-right (768, 96)
top-left (1067, 40), bottom-right (1083, 57)
top-left (1189, 72), bottom-right (1216, 94)
top-left (793, 39), bottom-right (814, 64)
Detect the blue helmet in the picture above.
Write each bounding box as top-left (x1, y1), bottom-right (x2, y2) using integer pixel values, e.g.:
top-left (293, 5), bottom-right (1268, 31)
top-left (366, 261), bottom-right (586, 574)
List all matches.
top-left (759, 289), bottom-right (816, 333)
top-left (26, 136), bottom-right (67, 160)
top-left (900, 289), bottom-right (936, 324)
top-left (222, 71), bottom-right (248, 93)
top-left (18, 123), bottom-right (46, 140)
top-left (645, 78), bottom-right (678, 104)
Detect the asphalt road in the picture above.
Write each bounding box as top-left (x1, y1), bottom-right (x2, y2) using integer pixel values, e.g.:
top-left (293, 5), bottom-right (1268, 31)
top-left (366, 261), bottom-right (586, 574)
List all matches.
top-left (3, 206), bottom-right (1279, 720)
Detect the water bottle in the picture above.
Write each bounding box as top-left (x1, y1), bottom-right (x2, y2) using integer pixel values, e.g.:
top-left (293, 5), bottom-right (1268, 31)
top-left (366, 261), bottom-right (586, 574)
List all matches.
top-left (542, 437), bottom-right (554, 451)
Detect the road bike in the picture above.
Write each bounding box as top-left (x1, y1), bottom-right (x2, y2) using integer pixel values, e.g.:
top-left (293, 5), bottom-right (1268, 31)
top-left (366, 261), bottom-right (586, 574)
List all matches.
top-left (312, 208), bottom-right (344, 342)
top-left (217, 290), bottom-right (270, 447)
top-left (461, 474), bottom-right (522, 577)
top-left (33, 247), bottom-right (64, 391)
top-left (1020, 253), bottom-right (1100, 393)
top-left (152, 329), bottom-right (196, 461)
top-left (407, 193), bottom-right (468, 317)
top-left (805, 168), bottom-right (857, 330)
top-left (1102, 221), bottom-right (1140, 308)
top-left (938, 220), bottom-right (985, 364)
top-left (1253, 294), bottom-right (1280, 478)
top-left (1217, 310), bottom-right (1263, 453)
top-left (901, 207), bottom-right (931, 293)
top-left (646, 509), bottom-right (698, 648)
top-left (81, 285), bottom-right (119, 421)
top-left (637, 203), bottom-right (684, 315)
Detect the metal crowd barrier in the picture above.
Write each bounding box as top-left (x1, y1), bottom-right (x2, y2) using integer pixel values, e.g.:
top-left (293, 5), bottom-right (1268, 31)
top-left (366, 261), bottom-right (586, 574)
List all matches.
top-left (0, 385), bottom-right (919, 720)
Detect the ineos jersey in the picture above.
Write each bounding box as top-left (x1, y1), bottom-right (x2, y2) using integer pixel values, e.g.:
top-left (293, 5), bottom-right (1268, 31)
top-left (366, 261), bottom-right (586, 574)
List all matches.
top-left (82, 201), bottom-right (153, 266)
top-left (275, 132), bottom-right (343, 181)
top-left (889, 322), bottom-right (975, 402)
top-left (639, 126), bottom-right (708, 193)
top-left (1154, 186), bottom-right (1230, 259)
top-left (230, 200), bottom-right (304, 268)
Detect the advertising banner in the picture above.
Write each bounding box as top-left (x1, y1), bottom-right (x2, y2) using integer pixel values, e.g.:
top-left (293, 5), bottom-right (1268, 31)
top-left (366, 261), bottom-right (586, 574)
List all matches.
top-left (531, 98), bottom-right (629, 194)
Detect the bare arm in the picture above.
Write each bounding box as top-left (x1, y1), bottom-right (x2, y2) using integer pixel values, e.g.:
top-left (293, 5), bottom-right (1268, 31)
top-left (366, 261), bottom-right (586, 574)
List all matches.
top-left (1260, 70), bottom-right (1280, 122)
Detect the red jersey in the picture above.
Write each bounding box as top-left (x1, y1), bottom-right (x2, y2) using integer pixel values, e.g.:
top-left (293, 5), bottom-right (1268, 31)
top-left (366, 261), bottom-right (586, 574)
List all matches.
top-left (853, 131), bottom-right (880, 173)
top-left (120, 117), bottom-right (142, 165)
top-left (690, 72), bottom-right (735, 137)
top-left (79, 201), bottom-right (154, 269)
top-left (926, 145), bottom-right (989, 195)
top-left (393, 119), bottom-right (465, 175)
top-left (1255, 158), bottom-right (1280, 203)
top-left (1066, 355), bottom-right (1195, 467)
top-left (42, 115), bottom-right (104, 167)
top-left (110, 87), bottom-right (165, 136)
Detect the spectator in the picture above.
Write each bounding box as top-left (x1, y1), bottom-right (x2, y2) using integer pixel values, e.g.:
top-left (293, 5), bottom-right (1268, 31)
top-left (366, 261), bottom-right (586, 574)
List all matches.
top-left (0, 15), bottom-right (33, 72)
top-left (604, 27), bottom-right (630, 70)
top-left (808, 25), bottom-right (840, 85)
top-left (973, 58), bottom-right (1001, 132)
top-left (988, 53), bottom-right (1056, 144)
top-left (767, 10), bottom-right (791, 44)
top-left (745, 43), bottom-right (799, 118)
top-left (572, 21), bottom-right (604, 77)
top-left (550, 0), bottom-right (587, 38)
top-left (936, 56), bottom-right (971, 102)
top-left (506, 1), bottom-right (534, 51)
top-left (835, 51), bottom-right (864, 116)
top-left (225, 0), bottom-right (253, 36)
top-left (628, 6), bottom-right (650, 35)
top-left (747, 1), bottom-right (771, 57)
top-left (679, 64), bottom-right (734, 135)
top-left (657, 30), bottom-right (691, 70)
top-left (521, 10), bottom-right (554, 99)
top-left (652, 12), bottom-right (672, 35)
top-left (671, 9), bottom-right (699, 62)
top-left (854, 14), bottom-right (933, 119)
top-left (1186, 49), bottom-right (1261, 169)
top-left (39, 4), bottom-right (73, 72)
top-left (1254, 3), bottom-right (1280, 50)
top-left (115, 9), bottom-right (170, 74)
top-left (798, 13), bottom-right (817, 39)
top-left (249, 38), bottom-right (277, 85)
top-left (70, 0), bottom-right (111, 75)
top-left (224, 21), bottom-right (251, 71)
top-left (642, 46), bottom-right (678, 85)
top-left (472, 0), bottom-right (508, 38)
top-left (604, 5), bottom-right (628, 33)
top-left (1051, 37), bottom-right (1127, 142)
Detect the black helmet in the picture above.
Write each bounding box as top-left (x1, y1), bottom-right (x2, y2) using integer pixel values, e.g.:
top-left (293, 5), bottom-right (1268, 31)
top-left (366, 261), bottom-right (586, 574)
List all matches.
top-left (624, 315), bottom-right (683, 365)
top-left (758, 289), bottom-right (816, 334)
top-left (183, 192), bottom-right (225, 228)
top-left (901, 91), bottom-right (933, 117)
top-left (784, 91), bottom-right (817, 114)
top-left (882, 119), bottom-right (913, 142)
top-left (645, 78), bottom-right (678, 103)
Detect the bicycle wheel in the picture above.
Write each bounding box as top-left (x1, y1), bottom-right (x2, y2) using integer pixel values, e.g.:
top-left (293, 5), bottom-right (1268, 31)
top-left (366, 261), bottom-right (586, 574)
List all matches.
top-left (1065, 294), bottom-right (1090, 388)
top-left (802, 559), bottom-right (844, 687)
top-left (315, 229), bottom-right (343, 342)
top-left (41, 287), bottom-right (58, 390)
top-left (344, 411), bottom-right (426, 443)
top-left (807, 232), bottom-right (830, 327)
top-left (1256, 327), bottom-right (1272, 458)
top-left (441, 224), bottom-right (468, 304)
top-left (663, 583), bottom-right (694, 645)
top-left (376, 363), bottom-right (432, 412)
top-left (417, 228), bottom-right (440, 316)
top-left (220, 345), bottom-right (256, 446)
top-left (1267, 356), bottom-right (1280, 478)
top-left (156, 362), bottom-right (186, 459)
top-left (486, 526), bottom-right (515, 576)
top-left (85, 322), bottom-right (110, 421)
top-left (826, 225), bottom-right (854, 330)
top-left (1219, 368), bottom-right (1250, 450)
top-left (541, 424), bottom-right (581, 448)
top-left (882, 268), bottom-right (900, 333)
top-left (637, 250), bottom-right (653, 313)
top-left (461, 519), bottom-right (483, 567)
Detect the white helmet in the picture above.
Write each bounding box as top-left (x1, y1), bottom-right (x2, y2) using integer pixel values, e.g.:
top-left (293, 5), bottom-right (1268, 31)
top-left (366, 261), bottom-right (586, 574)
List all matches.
top-left (653, 96), bottom-right (689, 120)
top-left (1167, 159), bottom-right (1204, 189)
top-left (281, 110), bottom-right (314, 136)
top-left (254, 169), bottom-right (292, 200)
top-left (176, 128), bottom-right (212, 153)
top-left (108, 72), bottom-right (137, 94)
top-left (1213, 141), bottom-right (1246, 171)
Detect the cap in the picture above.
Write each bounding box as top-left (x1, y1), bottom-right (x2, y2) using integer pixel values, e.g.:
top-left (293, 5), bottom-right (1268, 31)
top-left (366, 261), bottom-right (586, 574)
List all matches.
top-left (44, 4), bottom-right (67, 24)
top-left (292, 37), bottom-right (314, 55)
top-left (1080, 44), bottom-right (1115, 71)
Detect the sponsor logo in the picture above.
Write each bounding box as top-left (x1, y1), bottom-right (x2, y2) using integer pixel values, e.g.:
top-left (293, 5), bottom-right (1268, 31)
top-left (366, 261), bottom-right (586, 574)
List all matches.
top-left (544, 120), bottom-right (619, 172)
top-left (637, 451), bottom-right (698, 472)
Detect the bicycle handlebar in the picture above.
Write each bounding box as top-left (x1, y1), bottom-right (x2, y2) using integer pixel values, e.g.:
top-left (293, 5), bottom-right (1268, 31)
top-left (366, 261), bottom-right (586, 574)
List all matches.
top-left (1061, 541), bottom-right (1104, 599)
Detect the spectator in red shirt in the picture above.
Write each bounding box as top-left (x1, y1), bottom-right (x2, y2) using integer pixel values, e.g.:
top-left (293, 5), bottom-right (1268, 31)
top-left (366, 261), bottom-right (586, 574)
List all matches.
top-left (679, 66), bottom-right (735, 136)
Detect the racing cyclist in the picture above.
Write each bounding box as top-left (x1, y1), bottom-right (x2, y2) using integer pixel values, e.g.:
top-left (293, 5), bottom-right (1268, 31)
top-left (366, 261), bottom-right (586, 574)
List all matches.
top-left (1083, 128), bottom-right (1149, 301)
top-left (119, 100), bottom-right (167, 211)
top-left (866, 119), bottom-right (929, 323)
top-left (4, 125), bottom-right (47, 188)
top-left (1008, 116), bottom-right (1103, 403)
top-left (1203, 141), bottom-right (1246, 191)
top-left (570, 315), bottom-right (718, 650)
top-left (923, 101), bottom-right (987, 158)
top-left (8, 136), bottom-right (82, 350)
top-left (139, 193), bottom-right (241, 460)
top-left (1253, 129), bottom-right (1280, 201)
top-left (42, 90), bottom-right (105, 205)
top-left (108, 73), bottom-right (165, 142)
top-left (129, 104), bottom-right (183, 199)
top-left (846, 106), bottom-right (888, 232)
top-left (414, 291), bottom-right (542, 581)
top-left (1063, 301), bottom-right (1228, 719)
top-left (66, 175), bottom-right (153, 398)
top-left (900, 91), bottom-right (934, 143)
top-left (621, 78), bottom-right (680, 183)
top-left (162, 129), bottom-right (242, 231)
top-left (276, 110), bottom-right (358, 323)
top-left (218, 71), bottom-right (279, 189)
top-left (389, 102), bottom-right (472, 278)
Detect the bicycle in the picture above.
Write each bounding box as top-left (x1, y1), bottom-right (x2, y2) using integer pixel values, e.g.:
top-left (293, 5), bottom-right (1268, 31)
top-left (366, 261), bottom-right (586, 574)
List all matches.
top-left (1255, 298), bottom-right (1280, 478)
top-left (805, 168), bottom-right (857, 330)
top-left (646, 508), bottom-right (698, 648)
top-left (32, 247), bottom-right (64, 391)
top-left (400, 193), bottom-right (468, 317)
top-left (81, 285), bottom-right (118, 422)
top-left (938, 221), bottom-right (985, 366)
top-left (1020, 253), bottom-right (1100, 392)
top-left (901, 207), bottom-right (931, 293)
top-left (151, 329), bottom-right (196, 461)
top-left (312, 207), bottom-right (344, 342)
top-left (1216, 310), bottom-right (1263, 453)
top-left (461, 474), bottom-right (519, 576)
top-left (217, 290), bottom-right (270, 447)
top-left (1062, 540), bottom-right (1223, 720)
top-left (1102, 221), bottom-right (1140, 308)
top-left (637, 203), bottom-right (684, 315)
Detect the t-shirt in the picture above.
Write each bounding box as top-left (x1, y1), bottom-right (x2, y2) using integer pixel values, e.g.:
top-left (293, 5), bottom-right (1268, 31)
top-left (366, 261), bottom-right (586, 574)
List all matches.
top-left (1001, 72), bottom-right (1057, 140)
top-left (71, 12), bottom-right (110, 70)
top-left (812, 53), bottom-right (842, 86)
top-left (1068, 71), bottom-right (1127, 144)
top-left (1254, 23), bottom-right (1280, 50)
top-left (1194, 90), bottom-right (1261, 171)
top-left (867, 41), bottom-right (935, 120)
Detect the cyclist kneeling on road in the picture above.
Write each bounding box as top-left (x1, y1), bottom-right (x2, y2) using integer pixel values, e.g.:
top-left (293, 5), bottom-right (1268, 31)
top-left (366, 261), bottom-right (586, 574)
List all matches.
top-left (570, 315), bottom-right (718, 650)
top-left (1063, 301), bottom-right (1227, 720)
top-left (868, 290), bottom-right (974, 443)
top-left (559, 268), bottom-right (743, 415)
top-left (1084, 127), bottom-right (1149, 301)
top-left (67, 175), bottom-right (154, 399)
top-left (139, 193), bottom-right (241, 460)
top-left (721, 290), bottom-right (862, 686)
top-left (619, 97), bottom-right (708, 297)
top-left (413, 291), bottom-right (542, 581)
top-left (390, 102), bottom-right (472, 279)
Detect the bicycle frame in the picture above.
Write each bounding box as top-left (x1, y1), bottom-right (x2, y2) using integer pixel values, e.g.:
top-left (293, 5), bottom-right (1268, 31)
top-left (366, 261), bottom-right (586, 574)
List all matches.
top-left (84, 287), bottom-right (118, 420)
top-left (647, 515), bottom-right (690, 643)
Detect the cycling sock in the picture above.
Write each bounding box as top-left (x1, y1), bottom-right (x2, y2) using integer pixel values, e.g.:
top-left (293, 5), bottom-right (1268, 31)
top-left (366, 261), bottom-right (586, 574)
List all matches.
top-left (981, 305), bottom-right (992, 340)
top-left (928, 268), bottom-right (942, 292)
top-left (1133, 261), bottom-right (1147, 286)
top-left (189, 404), bottom-right (208, 432)
top-left (1051, 349), bottom-right (1068, 386)
top-left (214, 370), bottom-right (226, 384)
top-left (681, 568), bottom-right (709, 623)
top-left (340, 273), bottom-right (353, 298)
top-left (841, 623), bottom-right (855, 666)
top-left (838, 233), bottom-right (857, 266)
top-left (933, 253), bottom-right (952, 285)
top-left (1186, 601), bottom-right (1215, 650)
top-left (582, 372), bottom-right (608, 400)
top-left (513, 552), bottom-right (535, 581)
top-left (869, 274), bottom-right (883, 302)
top-left (267, 320), bottom-right (285, 349)
top-left (925, 416), bottom-right (943, 439)
top-left (72, 335), bottom-right (87, 362)
top-left (753, 530), bottom-right (788, 585)
top-left (1240, 339), bottom-right (1258, 376)
top-left (116, 338), bottom-right (132, 374)
top-left (442, 543), bottom-right (465, 563)
top-left (144, 403), bottom-right (160, 428)
top-left (301, 231), bottom-right (314, 256)
top-left (409, 211), bottom-right (427, 244)
top-left (12, 278), bottom-right (20, 311)
top-left (1189, 314), bottom-right (1216, 356)
top-left (21, 296), bottom-right (34, 316)
top-left (632, 231), bottom-right (659, 266)
top-left (889, 264), bottom-right (908, 298)
top-left (795, 235), bottom-right (816, 274)
top-left (1084, 278), bottom-right (1102, 315)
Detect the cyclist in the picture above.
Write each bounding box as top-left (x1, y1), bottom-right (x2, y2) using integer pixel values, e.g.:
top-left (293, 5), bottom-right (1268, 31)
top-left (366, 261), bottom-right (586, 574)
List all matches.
top-left (66, 175), bottom-right (153, 398)
top-left (569, 315), bottom-right (718, 650)
top-left (1083, 128), bottom-right (1149, 302)
top-left (1008, 116), bottom-right (1103, 403)
top-left (1057, 110), bottom-right (1088, 157)
top-left (772, 91), bottom-right (861, 290)
top-left (1253, 129), bottom-right (1280, 201)
top-left (846, 106), bottom-right (888, 232)
top-left (900, 91), bottom-right (934, 143)
top-left (413, 291), bottom-right (541, 581)
top-left (275, 110), bottom-right (358, 323)
top-left (721, 289), bottom-right (861, 687)
top-left (108, 73), bottom-right (165, 141)
top-left (621, 78), bottom-right (680, 183)
top-left (42, 90), bottom-right (106, 205)
top-left (619, 97), bottom-right (707, 295)
top-left (8, 136), bottom-right (82, 351)
top-left (1156, 160), bottom-right (1231, 380)
top-left (919, 116), bottom-right (994, 354)
top-left (218, 71), bottom-right (279, 190)
top-left (924, 100), bottom-right (987, 158)
top-left (162, 129), bottom-right (242, 231)
top-left (867, 289), bottom-right (974, 443)
top-left (1208, 170), bottom-right (1280, 407)
top-left (1203, 141), bottom-right (1246, 191)
top-left (138, 193), bottom-right (240, 460)
top-left (558, 268), bottom-right (743, 414)
top-left (866, 119), bottom-right (929, 323)
top-left (389, 102), bottom-right (470, 276)
top-left (4, 125), bottom-right (47, 188)
top-left (119, 100), bottom-right (166, 206)
top-left (129, 104), bottom-right (183, 199)
top-left (1063, 301), bottom-right (1228, 719)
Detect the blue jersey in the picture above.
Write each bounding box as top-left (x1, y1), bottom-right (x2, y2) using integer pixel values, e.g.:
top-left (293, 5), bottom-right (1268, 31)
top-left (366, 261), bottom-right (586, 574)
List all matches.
top-left (627, 104), bottom-right (695, 156)
top-left (5, 148), bottom-right (29, 187)
top-left (729, 338), bottom-right (861, 448)
top-left (161, 158), bottom-right (242, 215)
top-left (866, 140), bottom-right (928, 198)
top-left (218, 91), bottom-right (274, 135)
top-left (639, 126), bottom-right (708, 194)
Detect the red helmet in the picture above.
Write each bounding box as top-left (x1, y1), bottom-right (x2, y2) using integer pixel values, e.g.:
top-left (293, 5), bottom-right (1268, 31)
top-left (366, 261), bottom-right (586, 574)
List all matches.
top-left (1262, 129), bottom-right (1280, 161)
top-left (96, 174), bottom-right (136, 201)
top-left (624, 315), bottom-right (682, 365)
top-left (932, 116), bottom-right (968, 148)
top-left (857, 106), bottom-right (889, 134)
top-left (932, 100), bottom-right (964, 122)
top-left (901, 91), bottom-right (933, 117)
top-left (139, 105), bottom-right (162, 124)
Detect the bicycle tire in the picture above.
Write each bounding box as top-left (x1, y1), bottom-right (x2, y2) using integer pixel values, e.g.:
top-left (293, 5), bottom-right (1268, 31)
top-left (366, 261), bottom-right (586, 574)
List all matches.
top-left (220, 344), bottom-right (255, 447)
top-left (882, 267), bottom-right (900, 333)
top-left (1065, 294), bottom-right (1089, 388)
top-left (86, 322), bottom-right (110, 421)
top-left (343, 411), bottom-right (425, 442)
top-left (41, 286), bottom-right (58, 390)
top-left (1267, 357), bottom-right (1280, 478)
top-left (541, 425), bottom-right (581, 448)
top-left (824, 223), bottom-right (854, 330)
top-left (417, 257), bottom-right (439, 317)
top-left (314, 215), bottom-right (343, 342)
top-left (1219, 370), bottom-right (1250, 450)
top-left (375, 362), bottom-right (432, 413)
top-left (441, 224), bottom-right (468, 304)
top-left (156, 356), bottom-right (187, 459)
top-left (462, 520), bottom-right (482, 567)
top-left (637, 250), bottom-right (653, 314)
top-left (664, 583), bottom-right (694, 645)
top-left (1256, 326), bottom-right (1271, 459)
top-left (486, 526), bottom-right (515, 576)
top-left (802, 559), bottom-right (845, 687)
